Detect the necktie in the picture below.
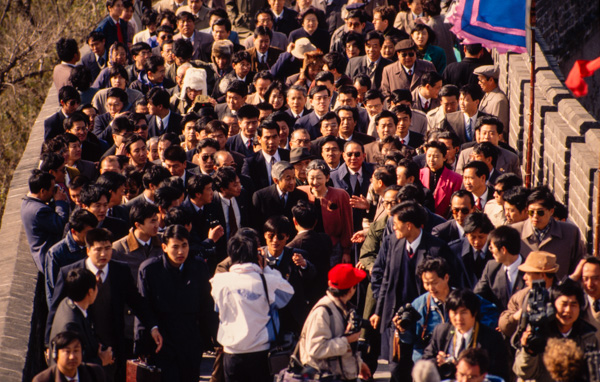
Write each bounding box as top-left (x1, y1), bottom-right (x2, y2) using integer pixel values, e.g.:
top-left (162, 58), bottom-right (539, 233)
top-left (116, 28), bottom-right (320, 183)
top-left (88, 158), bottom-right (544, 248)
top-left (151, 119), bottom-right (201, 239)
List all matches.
top-left (505, 267), bottom-right (512, 296)
top-left (157, 117), bottom-right (163, 132)
top-left (247, 137), bottom-right (253, 151)
top-left (269, 157), bottom-right (276, 185)
top-left (407, 246), bottom-right (414, 259)
top-left (368, 61), bottom-right (376, 77)
top-left (423, 100), bottom-right (429, 110)
top-left (96, 270), bottom-right (103, 287)
top-left (98, 56), bottom-right (106, 68)
top-left (401, 139), bottom-right (405, 145)
top-left (594, 300), bottom-right (600, 313)
top-left (475, 197), bottom-right (482, 211)
top-left (457, 335), bottom-right (466, 357)
top-left (116, 21), bottom-right (124, 43)
top-left (143, 243), bottom-right (151, 257)
top-left (280, 192), bottom-right (287, 208)
top-left (407, 69), bottom-right (413, 76)
top-left (353, 173), bottom-right (360, 196)
top-left (228, 200), bottom-right (238, 237)
top-left (465, 118), bottom-right (473, 141)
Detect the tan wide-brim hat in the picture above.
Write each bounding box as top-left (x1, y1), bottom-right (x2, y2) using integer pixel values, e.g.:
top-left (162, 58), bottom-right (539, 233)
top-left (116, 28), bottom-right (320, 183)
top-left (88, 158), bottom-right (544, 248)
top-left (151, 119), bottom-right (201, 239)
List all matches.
top-left (518, 251), bottom-right (560, 273)
top-left (291, 38), bottom-right (317, 60)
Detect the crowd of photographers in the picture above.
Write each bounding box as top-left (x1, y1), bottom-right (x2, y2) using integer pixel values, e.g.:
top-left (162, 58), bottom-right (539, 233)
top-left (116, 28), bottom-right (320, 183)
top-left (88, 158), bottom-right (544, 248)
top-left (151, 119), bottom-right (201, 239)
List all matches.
top-left (17, 0), bottom-right (600, 381)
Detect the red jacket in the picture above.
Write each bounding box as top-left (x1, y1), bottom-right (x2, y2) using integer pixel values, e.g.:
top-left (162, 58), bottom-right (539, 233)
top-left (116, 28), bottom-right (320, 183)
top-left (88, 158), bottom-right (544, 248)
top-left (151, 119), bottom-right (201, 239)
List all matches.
top-left (420, 167), bottom-right (463, 217)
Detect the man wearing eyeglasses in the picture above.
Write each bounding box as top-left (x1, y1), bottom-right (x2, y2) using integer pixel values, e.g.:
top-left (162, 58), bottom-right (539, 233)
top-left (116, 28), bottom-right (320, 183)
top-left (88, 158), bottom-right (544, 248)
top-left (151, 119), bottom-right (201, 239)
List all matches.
top-left (381, 39), bottom-right (436, 97)
top-left (432, 190), bottom-right (475, 244)
top-left (512, 186), bottom-right (584, 281)
top-left (193, 138), bottom-right (220, 175)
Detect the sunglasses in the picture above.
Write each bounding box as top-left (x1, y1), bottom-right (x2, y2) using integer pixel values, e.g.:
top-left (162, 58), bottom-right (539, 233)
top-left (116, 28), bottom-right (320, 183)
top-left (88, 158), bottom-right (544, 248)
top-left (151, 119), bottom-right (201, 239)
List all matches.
top-left (528, 209), bottom-right (546, 217)
top-left (345, 152), bottom-right (362, 158)
top-left (383, 200), bottom-right (397, 208)
top-left (201, 154), bottom-right (214, 162)
top-left (400, 52), bottom-right (415, 57)
top-left (452, 208), bottom-right (471, 215)
top-left (266, 233), bottom-right (286, 241)
top-left (494, 188), bottom-right (504, 195)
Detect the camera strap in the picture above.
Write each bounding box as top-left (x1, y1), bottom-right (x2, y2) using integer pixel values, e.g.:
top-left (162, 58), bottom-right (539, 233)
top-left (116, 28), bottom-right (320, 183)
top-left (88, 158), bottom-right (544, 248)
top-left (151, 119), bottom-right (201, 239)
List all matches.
top-left (422, 294), bottom-right (445, 341)
top-left (451, 322), bottom-right (479, 357)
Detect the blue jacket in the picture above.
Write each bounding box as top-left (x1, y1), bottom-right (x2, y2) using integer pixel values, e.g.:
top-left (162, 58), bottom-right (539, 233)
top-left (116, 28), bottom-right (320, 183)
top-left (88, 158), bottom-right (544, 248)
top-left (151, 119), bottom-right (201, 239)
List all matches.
top-left (44, 231), bottom-right (87, 305)
top-left (406, 290), bottom-right (500, 362)
top-left (20, 196), bottom-right (70, 273)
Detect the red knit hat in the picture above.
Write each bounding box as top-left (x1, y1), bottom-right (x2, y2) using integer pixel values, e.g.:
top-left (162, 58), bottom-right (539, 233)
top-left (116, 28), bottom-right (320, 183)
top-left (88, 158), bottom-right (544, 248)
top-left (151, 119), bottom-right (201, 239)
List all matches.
top-left (328, 264), bottom-right (366, 289)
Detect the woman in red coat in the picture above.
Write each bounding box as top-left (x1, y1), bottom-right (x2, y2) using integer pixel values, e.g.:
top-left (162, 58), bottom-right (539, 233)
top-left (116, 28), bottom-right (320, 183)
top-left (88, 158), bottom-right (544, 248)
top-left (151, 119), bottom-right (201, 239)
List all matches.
top-left (419, 140), bottom-right (463, 217)
top-left (298, 159), bottom-right (353, 266)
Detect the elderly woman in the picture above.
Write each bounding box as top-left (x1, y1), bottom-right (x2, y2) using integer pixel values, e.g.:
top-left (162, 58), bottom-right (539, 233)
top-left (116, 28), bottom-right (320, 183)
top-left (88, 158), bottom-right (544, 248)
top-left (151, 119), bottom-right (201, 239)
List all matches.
top-left (91, 64), bottom-right (145, 114)
top-left (173, 67), bottom-right (208, 114)
top-left (288, 7), bottom-right (330, 54)
top-left (419, 140), bottom-right (462, 217)
top-left (411, 23), bottom-right (447, 74)
top-left (298, 159), bottom-right (353, 265)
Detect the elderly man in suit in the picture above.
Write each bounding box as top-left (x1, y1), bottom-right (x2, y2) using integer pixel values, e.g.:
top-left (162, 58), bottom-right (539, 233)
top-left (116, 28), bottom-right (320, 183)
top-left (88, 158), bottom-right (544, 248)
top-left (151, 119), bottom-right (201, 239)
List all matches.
top-left (512, 186), bottom-right (585, 280)
top-left (431, 190), bottom-right (474, 243)
top-left (381, 39), bottom-right (436, 97)
top-left (252, 161), bottom-right (308, 232)
top-left (241, 120), bottom-right (290, 190)
top-left (345, 31), bottom-right (392, 90)
top-left (173, 12), bottom-right (213, 61)
top-left (246, 27), bottom-right (283, 72)
top-left (474, 65), bottom-right (509, 136)
top-left (455, 116), bottom-right (521, 177)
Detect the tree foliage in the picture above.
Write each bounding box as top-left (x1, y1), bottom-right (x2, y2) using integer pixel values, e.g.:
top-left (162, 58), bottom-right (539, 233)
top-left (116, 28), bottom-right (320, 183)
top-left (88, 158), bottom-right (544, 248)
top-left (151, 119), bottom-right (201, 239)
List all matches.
top-left (0, 0), bottom-right (104, 218)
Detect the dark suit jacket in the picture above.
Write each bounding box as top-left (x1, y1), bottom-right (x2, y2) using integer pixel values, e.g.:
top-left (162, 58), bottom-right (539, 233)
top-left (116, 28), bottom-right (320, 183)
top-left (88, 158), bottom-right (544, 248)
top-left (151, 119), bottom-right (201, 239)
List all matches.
top-left (81, 51), bottom-right (107, 81)
top-left (294, 111), bottom-right (325, 140)
top-left (404, 130), bottom-right (425, 150)
top-left (247, 46), bottom-right (283, 72)
top-left (174, 30), bottom-right (213, 61)
top-left (287, 230), bottom-right (333, 303)
top-left (442, 111), bottom-right (491, 145)
top-left (241, 148), bottom-right (290, 191)
top-left (374, 231), bottom-right (456, 331)
top-left (381, 59), bottom-right (437, 96)
top-left (272, 7), bottom-right (300, 36)
top-left (329, 162), bottom-right (375, 231)
top-left (92, 112), bottom-right (114, 144)
top-left (431, 219), bottom-right (462, 244)
top-left (442, 57), bottom-right (485, 89)
top-left (44, 111), bottom-right (67, 141)
top-left (449, 238), bottom-right (494, 288)
top-left (411, 86), bottom-right (441, 114)
top-left (98, 216), bottom-right (129, 241)
top-left (147, 111), bottom-right (183, 137)
top-left (226, 133), bottom-right (255, 157)
top-left (32, 363), bottom-right (105, 382)
top-left (251, 184), bottom-right (308, 231)
top-left (474, 257), bottom-right (526, 311)
top-left (345, 55), bottom-right (392, 90)
top-left (48, 259), bottom-right (157, 358)
top-left (48, 298), bottom-right (100, 365)
top-left (342, 131), bottom-right (376, 147)
top-left (422, 322), bottom-right (509, 380)
top-left (95, 16), bottom-right (129, 56)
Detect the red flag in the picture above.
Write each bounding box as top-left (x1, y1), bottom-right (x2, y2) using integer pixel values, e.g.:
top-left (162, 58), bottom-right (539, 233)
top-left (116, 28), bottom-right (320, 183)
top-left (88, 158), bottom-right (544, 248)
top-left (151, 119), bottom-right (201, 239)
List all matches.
top-left (565, 57), bottom-right (600, 97)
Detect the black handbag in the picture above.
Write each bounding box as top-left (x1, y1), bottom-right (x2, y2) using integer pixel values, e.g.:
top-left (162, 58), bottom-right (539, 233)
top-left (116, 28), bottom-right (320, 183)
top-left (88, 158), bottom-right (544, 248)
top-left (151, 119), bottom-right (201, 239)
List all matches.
top-left (259, 273), bottom-right (297, 376)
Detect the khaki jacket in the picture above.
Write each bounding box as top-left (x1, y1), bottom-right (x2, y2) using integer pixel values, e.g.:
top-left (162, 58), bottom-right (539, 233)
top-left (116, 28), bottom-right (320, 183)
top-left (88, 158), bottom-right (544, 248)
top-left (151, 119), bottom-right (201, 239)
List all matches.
top-left (299, 294), bottom-right (362, 379)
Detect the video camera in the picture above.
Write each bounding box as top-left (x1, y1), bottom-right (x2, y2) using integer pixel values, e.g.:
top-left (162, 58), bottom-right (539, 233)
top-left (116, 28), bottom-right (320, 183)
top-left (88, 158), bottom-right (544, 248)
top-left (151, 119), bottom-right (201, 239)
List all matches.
top-left (518, 279), bottom-right (555, 355)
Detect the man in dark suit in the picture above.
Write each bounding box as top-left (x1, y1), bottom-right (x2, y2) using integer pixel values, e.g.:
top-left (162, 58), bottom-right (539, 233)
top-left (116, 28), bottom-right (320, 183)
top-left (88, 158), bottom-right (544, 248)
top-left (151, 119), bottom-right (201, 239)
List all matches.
top-left (287, 200), bottom-right (333, 303)
top-left (269, 0), bottom-right (300, 36)
top-left (147, 87), bottom-right (183, 137)
top-left (226, 105), bottom-right (259, 157)
top-left (442, 44), bottom-right (485, 89)
top-left (173, 11), bottom-right (213, 61)
top-left (330, 140), bottom-right (375, 232)
top-left (241, 120), bottom-right (290, 190)
top-left (34, 331), bottom-right (106, 382)
top-left (206, 166), bottom-right (251, 272)
top-left (463, 161), bottom-right (494, 212)
top-left (336, 106), bottom-right (376, 147)
top-left (246, 26), bottom-right (283, 72)
top-left (421, 289), bottom-right (508, 380)
top-left (44, 86), bottom-right (81, 141)
top-left (294, 85), bottom-right (333, 140)
top-left (48, 268), bottom-right (112, 367)
top-left (392, 104), bottom-right (424, 149)
top-left (252, 161), bottom-right (308, 232)
top-left (432, 190), bottom-right (475, 243)
top-left (95, 0), bottom-right (129, 55)
top-left (381, 39), bottom-right (436, 97)
top-left (474, 225), bottom-right (527, 311)
top-left (345, 31), bottom-right (392, 90)
top-left (49, 229), bottom-right (162, 379)
top-left (449, 213), bottom-right (495, 289)
top-left (81, 31), bottom-right (108, 82)
top-left (77, 184), bottom-right (129, 241)
top-left (370, 201), bottom-right (460, 375)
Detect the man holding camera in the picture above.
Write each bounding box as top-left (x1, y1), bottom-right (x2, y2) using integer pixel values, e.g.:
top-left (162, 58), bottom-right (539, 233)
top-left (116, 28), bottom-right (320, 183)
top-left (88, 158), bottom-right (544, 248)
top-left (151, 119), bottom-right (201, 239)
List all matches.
top-left (513, 279), bottom-right (599, 382)
top-left (421, 289), bottom-right (508, 380)
top-left (298, 264), bottom-right (371, 381)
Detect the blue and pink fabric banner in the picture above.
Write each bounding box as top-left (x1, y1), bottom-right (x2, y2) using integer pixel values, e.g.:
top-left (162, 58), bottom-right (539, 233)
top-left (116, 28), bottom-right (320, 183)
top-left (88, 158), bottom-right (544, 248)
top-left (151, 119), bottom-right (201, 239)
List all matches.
top-left (447, 0), bottom-right (530, 53)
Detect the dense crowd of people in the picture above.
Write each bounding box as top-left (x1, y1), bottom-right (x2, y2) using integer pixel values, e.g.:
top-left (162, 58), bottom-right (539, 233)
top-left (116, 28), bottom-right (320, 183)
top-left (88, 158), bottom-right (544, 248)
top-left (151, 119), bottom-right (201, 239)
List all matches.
top-left (20, 0), bottom-right (600, 381)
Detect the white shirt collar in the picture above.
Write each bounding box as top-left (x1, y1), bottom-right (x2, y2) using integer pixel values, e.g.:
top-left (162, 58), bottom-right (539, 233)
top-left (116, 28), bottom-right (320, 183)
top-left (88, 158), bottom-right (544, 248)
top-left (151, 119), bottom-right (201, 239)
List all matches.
top-left (262, 149), bottom-right (281, 164)
top-left (474, 187), bottom-right (489, 207)
top-left (454, 326), bottom-right (474, 357)
top-left (136, 236), bottom-right (152, 247)
top-left (402, 64), bottom-right (415, 74)
top-left (504, 255), bottom-right (523, 289)
top-left (74, 302), bottom-right (88, 318)
top-left (456, 222), bottom-right (465, 238)
top-left (418, 91), bottom-right (431, 106)
top-left (407, 229), bottom-right (423, 252)
top-left (85, 257), bottom-right (108, 282)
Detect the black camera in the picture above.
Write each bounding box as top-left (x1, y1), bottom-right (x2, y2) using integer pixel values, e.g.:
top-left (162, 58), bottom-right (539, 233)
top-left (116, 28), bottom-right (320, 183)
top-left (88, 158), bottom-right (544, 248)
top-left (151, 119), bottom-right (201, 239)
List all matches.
top-left (346, 309), bottom-right (371, 335)
top-left (518, 279), bottom-right (555, 355)
top-left (209, 219), bottom-right (221, 228)
top-left (438, 355), bottom-right (457, 379)
top-left (394, 303), bottom-right (422, 331)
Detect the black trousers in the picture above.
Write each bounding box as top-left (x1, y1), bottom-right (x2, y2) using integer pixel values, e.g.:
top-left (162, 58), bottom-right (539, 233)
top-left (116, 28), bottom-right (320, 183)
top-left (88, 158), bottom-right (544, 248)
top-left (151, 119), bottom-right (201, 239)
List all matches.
top-left (223, 350), bottom-right (270, 382)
